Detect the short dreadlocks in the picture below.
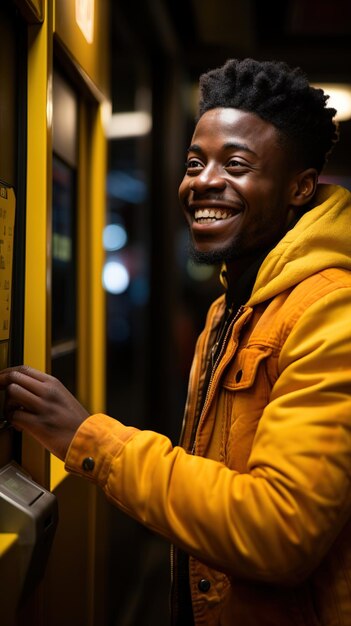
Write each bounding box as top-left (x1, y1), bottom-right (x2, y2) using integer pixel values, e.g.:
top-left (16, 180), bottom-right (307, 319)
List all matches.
top-left (198, 58), bottom-right (339, 173)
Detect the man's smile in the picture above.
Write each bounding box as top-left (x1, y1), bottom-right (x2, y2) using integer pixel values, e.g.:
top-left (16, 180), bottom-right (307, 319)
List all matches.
top-left (188, 199), bottom-right (243, 226)
top-left (194, 208), bottom-right (235, 223)
top-left (190, 211), bottom-right (242, 236)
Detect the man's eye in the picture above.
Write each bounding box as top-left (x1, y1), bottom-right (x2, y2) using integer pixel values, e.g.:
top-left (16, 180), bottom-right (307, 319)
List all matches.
top-left (226, 159), bottom-right (242, 168)
top-left (185, 159), bottom-right (203, 170)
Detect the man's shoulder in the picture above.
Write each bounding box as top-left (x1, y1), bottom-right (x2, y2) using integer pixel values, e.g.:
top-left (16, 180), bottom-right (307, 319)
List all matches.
top-left (319, 267), bottom-right (351, 289)
top-left (251, 268), bottom-right (351, 350)
top-left (290, 267), bottom-right (351, 307)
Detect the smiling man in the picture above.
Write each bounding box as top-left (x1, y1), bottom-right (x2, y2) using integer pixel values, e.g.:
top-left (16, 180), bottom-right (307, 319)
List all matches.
top-left (1, 58), bottom-right (351, 626)
top-left (179, 107), bottom-right (305, 264)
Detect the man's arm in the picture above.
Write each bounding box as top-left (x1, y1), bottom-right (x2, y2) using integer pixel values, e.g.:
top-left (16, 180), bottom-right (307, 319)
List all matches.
top-left (1, 288), bottom-right (351, 584)
top-left (64, 287), bottom-right (351, 583)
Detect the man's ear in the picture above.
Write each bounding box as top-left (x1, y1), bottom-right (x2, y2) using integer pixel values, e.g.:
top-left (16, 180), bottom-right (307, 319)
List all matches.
top-left (290, 168), bottom-right (318, 206)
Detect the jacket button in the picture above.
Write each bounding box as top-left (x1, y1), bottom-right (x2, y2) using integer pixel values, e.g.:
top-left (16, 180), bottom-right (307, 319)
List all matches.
top-left (82, 456), bottom-right (95, 471)
top-left (198, 578), bottom-right (211, 592)
top-left (235, 369), bottom-right (243, 382)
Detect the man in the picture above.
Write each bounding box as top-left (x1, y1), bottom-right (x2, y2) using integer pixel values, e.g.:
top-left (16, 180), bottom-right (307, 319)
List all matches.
top-left (1, 58), bottom-right (351, 625)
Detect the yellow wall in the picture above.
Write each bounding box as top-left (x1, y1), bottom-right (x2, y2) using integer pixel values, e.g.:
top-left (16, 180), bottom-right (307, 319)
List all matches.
top-left (22, 0), bottom-right (52, 488)
top-left (3, 0), bottom-right (110, 623)
top-left (55, 0), bottom-right (110, 101)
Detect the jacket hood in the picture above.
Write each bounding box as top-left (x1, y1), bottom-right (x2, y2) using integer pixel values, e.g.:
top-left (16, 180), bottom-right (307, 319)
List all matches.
top-left (248, 184), bottom-right (351, 307)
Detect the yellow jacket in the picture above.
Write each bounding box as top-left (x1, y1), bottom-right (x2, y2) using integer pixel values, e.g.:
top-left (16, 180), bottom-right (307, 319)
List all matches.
top-left (66, 184), bottom-right (351, 625)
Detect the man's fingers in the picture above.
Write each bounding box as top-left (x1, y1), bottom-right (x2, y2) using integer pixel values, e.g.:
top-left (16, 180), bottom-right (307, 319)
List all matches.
top-left (0, 365), bottom-right (49, 385)
top-left (4, 382), bottom-right (42, 416)
top-left (0, 368), bottom-right (68, 419)
top-left (0, 368), bottom-right (50, 397)
top-left (0, 368), bottom-right (54, 416)
top-left (4, 405), bottom-right (28, 430)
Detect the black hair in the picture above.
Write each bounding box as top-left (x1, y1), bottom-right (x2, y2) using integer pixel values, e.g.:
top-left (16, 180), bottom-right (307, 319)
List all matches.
top-left (198, 58), bottom-right (339, 173)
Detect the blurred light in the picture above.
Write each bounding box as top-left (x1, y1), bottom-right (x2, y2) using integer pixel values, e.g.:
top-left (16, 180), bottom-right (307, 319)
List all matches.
top-left (107, 171), bottom-right (147, 203)
top-left (102, 261), bottom-right (130, 294)
top-left (75, 0), bottom-right (94, 44)
top-left (312, 83), bottom-right (351, 121)
top-left (186, 259), bottom-right (215, 281)
top-left (53, 234), bottom-right (72, 261)
top-left (101, 100), bottom-right (112, 131)
top-left (103, 224), bottom-right (128, 251)
top-left (47, 74), bottom-right (53, 128)
top-left (105, 111), bottom-right (152, 139)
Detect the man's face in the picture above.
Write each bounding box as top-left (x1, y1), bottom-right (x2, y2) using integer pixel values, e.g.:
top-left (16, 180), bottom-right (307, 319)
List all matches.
top-left (179, 107), bottom-right (297, 264)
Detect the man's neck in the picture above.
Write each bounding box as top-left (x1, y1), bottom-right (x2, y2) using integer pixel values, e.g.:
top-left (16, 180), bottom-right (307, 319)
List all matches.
top-left (225, 252), bottom-right (262, 285)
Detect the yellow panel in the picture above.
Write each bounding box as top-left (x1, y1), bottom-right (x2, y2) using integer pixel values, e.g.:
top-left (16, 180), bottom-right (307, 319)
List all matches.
top-left (16, 4), bottom-right (110, 625)
top-left (55, 0), bottom-right (110, 100)
top-left (0, 532), bottom-right (18, 556)
top-left (76, 103), bottom-right (106, 414)
top-left (25, 16), bottom-right (48, 373)
top-left (23, 1), bottom-right (51, 487)
top-left (50, 454), bottom-right (67, 491)
top-left (0, 533), bottom-right (20, 626)
top-left (88, 107), bottom-right (106, 413)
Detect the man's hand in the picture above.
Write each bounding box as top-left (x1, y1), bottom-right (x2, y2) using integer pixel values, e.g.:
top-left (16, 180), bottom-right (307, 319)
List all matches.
top-left (0, 365), bottom-right (90, 460)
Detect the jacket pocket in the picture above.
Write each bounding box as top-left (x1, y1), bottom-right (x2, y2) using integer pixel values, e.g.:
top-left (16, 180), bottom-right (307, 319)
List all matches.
top-left (222, 345), bottom-right (272, 391)
top-left (221, 345), bottom-right (272, 471)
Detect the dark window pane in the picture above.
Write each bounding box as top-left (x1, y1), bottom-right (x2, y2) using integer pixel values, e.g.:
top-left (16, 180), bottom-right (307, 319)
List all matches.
top-left (51, 154), bottom-right (77, 394)
top-left (51, 154), bottom-right (76, 344)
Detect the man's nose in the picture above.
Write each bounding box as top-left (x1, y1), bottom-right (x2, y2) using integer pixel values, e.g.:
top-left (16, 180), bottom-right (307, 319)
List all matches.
top-left (190, 164), bottom-right (226, 193)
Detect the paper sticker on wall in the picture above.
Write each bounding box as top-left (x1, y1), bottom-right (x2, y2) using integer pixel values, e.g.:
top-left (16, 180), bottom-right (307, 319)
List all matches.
top-left (0, 185), bottom-right (15, 342)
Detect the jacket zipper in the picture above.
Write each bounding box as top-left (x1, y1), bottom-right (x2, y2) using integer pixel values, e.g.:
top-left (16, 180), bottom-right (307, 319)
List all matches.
top-left (190, 305), bottom-right (244, 455)
top-left (171, 305), bottom-right (244, 623)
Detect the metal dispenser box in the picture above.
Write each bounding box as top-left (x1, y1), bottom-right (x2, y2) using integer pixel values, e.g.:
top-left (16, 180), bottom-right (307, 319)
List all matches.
top-left (0, 462), bottom-right (58, 603)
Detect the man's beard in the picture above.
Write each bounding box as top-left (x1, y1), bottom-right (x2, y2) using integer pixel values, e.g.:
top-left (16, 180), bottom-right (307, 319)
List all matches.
top-left (187, 234), bottom-right (244, 266)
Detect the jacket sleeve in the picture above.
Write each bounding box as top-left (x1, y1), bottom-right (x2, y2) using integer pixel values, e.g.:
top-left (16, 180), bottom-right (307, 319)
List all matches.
top-left (65, 288), bottom-right (351, 584)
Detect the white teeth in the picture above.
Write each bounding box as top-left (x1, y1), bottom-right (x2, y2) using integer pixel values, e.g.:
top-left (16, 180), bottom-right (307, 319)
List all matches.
top-left (194, 209), bottom-right (230, 221)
